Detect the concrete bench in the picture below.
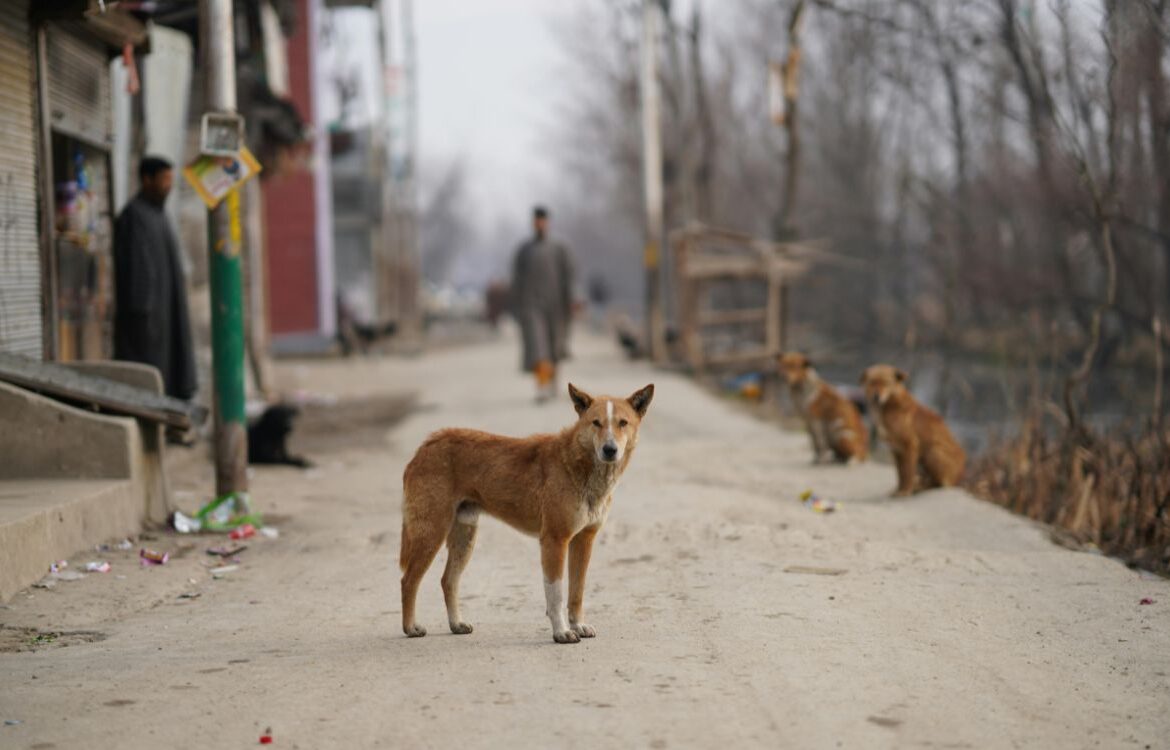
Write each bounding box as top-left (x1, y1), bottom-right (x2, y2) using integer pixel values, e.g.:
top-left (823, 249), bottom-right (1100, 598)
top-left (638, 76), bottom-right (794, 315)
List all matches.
top-left (0, 362), bottom-right (173, 601)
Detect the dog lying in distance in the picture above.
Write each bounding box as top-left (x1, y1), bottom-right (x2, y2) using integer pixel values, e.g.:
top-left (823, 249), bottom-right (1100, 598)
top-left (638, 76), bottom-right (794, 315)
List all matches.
top-left (860, 364), bottom-right (965, 496)
top-left (399, 382), bottom-right (655, 643)
top-left (777, 352), bottom-right (868, 464)
top-left (335, 292), bottom-right (397, 357)
top-left (248, 403), bottom-right (312, 468)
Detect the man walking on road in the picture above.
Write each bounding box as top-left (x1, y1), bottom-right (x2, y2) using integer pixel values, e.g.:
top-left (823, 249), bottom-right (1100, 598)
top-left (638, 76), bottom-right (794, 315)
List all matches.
top-left (511, 206), bottom-right (574, 402)
top-left (113, 156), bottom-right (198, 408)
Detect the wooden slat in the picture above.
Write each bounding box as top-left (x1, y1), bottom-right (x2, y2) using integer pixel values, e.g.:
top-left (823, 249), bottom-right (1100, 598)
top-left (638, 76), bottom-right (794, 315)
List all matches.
top-left (697, 308), bottom-right (767, 326)
top-left (0, 353), bottom-right (207, 429)
top-left (766, 275), bottom-right (781, 352)
top-left (684, 257), bottom-right (763, 279)
top-left (701, 348), bottom-right (779, 367)
top-left (682, 257), bottom-right (810, 280)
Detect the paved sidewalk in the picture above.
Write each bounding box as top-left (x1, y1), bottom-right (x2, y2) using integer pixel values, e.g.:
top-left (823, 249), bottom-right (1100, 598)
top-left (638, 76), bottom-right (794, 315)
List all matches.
top-left (1, 327), bottom-right (1166, 749)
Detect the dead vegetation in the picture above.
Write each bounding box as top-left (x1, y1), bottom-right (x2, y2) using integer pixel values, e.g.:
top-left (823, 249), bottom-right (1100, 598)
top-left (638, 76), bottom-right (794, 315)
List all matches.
top-left (969, 416), bottom-right (1170, 574)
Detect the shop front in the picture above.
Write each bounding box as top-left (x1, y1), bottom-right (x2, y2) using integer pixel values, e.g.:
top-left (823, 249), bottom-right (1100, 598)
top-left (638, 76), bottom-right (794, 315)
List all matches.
top-left (32, 4), bottom-right (146, 361)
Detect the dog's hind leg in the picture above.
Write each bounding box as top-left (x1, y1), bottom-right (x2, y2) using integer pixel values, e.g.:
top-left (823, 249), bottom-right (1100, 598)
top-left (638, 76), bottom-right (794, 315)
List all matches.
top-left (441, 503), bottom-right (479, 634)
top-left (400, 494), bottom-right (453, 638)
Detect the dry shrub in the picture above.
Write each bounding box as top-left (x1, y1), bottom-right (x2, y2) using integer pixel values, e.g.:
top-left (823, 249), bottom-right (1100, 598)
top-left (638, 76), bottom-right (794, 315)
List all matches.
top-left (968, 415), bottom-right (1170, 574)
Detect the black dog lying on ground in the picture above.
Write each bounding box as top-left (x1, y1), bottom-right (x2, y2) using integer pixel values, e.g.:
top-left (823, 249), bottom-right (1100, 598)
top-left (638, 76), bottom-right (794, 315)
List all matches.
top-left (247, 404), bottom-right (312, 468)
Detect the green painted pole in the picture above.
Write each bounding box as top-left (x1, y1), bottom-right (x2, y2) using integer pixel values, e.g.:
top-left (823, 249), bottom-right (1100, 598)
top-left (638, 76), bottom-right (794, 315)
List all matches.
top-left (201, 0), bottom-right (248, 498)
top-left (208, 189), bottom-right (248, 496)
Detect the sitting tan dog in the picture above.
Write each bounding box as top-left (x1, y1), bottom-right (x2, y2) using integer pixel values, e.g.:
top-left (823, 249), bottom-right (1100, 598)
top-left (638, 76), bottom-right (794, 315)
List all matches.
top-left (399, 383), bottom-right (654, 643)
top-left (778, 352), bottom-right (868, 464)
top-left (860, 364), bottom-right (965, 496)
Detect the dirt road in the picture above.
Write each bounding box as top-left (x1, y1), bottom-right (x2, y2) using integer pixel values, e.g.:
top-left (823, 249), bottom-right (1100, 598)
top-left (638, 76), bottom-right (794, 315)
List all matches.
top-left (1, 328), bottom-right (1167, 749)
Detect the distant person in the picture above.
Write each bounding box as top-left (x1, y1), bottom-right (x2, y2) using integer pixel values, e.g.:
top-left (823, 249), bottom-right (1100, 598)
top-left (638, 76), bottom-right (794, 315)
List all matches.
top-left (484, 280), bottom-right (510, 330)
top-left (511, 206), bottom-right (574, 402)
top-left (587, 273), bottom-right (611, 331)
top-left (113, 156), bottom-right (197, 405)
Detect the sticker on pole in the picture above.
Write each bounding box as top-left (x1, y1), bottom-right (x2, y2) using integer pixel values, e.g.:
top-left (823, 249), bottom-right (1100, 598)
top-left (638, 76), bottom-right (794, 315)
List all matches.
top-left (183, 148), bottom-right (262, 209)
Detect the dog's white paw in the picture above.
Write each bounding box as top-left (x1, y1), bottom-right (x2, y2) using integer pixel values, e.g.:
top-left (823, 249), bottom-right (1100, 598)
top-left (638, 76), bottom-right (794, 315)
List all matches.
top-left (571, 622), bottom-right (596, 638)
top-left (449, 621), bottom-right (474, 635)
top-left (553, 629), bottom-right (581, 644)
top-left (404, 623), bottom-right (427, 638)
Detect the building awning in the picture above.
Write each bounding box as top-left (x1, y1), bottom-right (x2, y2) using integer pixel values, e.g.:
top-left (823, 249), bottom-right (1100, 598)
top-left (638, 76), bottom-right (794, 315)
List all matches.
top-left (31, 0), bottom-right (150, 53)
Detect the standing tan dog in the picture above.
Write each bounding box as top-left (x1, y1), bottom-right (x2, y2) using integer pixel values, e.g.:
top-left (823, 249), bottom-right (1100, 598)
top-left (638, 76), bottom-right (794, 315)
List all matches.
top-left (860, 364), bottom-right (965, 496)
top-left (778, 352), bottom-right (868, 464)
top-left (399, 383), bottom-right (654, 643)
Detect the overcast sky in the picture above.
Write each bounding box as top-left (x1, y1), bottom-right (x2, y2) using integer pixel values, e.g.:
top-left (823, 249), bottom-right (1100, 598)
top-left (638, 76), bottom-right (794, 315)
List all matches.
top-left (414, 0), bottom-right (566, 224)
top-left (322, 1), bottom-right (566, 227)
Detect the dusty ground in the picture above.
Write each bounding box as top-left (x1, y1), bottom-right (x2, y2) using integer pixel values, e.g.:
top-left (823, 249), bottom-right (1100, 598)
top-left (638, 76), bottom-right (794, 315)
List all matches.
top-left (1, 326), bottom-right (1167, 749)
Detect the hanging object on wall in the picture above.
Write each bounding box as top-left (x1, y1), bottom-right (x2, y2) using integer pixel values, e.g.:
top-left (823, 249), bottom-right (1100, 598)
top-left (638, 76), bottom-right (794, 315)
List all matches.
top-left (121, 42), bottom-right (139, 94)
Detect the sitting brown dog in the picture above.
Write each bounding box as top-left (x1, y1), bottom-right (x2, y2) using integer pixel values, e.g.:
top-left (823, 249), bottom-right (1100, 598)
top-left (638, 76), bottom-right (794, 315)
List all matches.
top-left (860, 364), bottom-right (965, 496)
top-left (778, 352), bottom-right (868, 464)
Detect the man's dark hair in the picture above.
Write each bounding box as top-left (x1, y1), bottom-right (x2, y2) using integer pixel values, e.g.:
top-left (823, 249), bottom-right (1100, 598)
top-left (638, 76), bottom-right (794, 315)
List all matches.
top-left (533, 206), bottom-right (549, 219)
top-left (139, 156), bottom-right (173, 180)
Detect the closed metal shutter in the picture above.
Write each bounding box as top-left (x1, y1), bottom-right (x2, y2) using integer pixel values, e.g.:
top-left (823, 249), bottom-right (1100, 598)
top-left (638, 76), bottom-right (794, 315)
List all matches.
top-left (46, 24), bottom-right (112, 148)
top-left (0, 0), bottom-right (44, 359)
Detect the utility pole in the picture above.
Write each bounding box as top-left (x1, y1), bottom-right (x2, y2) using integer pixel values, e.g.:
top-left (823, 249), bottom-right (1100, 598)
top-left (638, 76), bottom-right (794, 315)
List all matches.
top-left (200, 0), bottom-right (248, 500)
top-left (770, 0), bottom-right (807, 353)
top-left (382, 0), bottom-right (420, 343)
top-left (640, 0), bottom-right (665, 362)
top-left (401, 0), bottom-right (420, 337)
top-left (776, 0), bottom-right (806, 239)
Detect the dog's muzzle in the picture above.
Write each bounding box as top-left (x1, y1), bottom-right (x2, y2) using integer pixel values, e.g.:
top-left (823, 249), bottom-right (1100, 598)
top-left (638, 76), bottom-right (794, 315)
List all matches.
top-left (601, 442), bottom-right (619, 462)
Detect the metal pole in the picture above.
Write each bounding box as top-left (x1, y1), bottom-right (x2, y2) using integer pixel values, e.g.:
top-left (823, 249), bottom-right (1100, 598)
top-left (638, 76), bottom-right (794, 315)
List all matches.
top-left (200, 0), bottom-right (248, 497)
top-left (640, 0), bottom-right (665, 361)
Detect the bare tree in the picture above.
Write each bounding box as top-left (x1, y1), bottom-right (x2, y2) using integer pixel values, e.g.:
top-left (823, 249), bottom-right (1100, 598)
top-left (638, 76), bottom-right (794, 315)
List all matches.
top-left (419, 159), bottom-right (472, 285)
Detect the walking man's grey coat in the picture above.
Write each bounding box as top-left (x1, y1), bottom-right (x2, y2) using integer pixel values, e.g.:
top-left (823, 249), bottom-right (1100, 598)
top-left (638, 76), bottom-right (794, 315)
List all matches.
top-left (511, 234), bottom-right (574, 372)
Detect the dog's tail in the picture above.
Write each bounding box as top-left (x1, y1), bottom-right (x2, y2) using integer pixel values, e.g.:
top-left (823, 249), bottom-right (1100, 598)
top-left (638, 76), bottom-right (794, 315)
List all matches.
top-left (399, 460), bottom-right (417, 572)
top-left (398, 519), bottom-right (412, 572)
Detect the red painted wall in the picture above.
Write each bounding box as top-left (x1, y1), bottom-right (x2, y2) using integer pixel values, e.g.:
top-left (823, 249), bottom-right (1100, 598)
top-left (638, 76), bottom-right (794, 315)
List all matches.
top-left (263, 0), bottom-right (318, 335)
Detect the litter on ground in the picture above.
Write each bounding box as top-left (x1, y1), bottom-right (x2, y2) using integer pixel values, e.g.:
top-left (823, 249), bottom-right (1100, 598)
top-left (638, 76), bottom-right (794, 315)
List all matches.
top-left (140, 549), bottom-right (169, 566)
top-left (800, 490), bottom-right (838, 513)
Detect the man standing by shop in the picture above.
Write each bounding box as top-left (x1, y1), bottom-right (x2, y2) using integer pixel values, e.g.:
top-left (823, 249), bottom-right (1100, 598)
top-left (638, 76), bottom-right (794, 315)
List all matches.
top-left (113, 156), bottom-right (198, 410)
top-left (511, 206), bottom-right (574, 403)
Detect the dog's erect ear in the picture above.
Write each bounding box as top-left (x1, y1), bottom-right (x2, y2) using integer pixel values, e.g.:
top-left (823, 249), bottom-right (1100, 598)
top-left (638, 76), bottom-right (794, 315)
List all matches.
top-left (859, 369), bottom-right (869, 385)
top-left (801, 356), bottom-right (813, 370)
top-left (627, 384), bottom-right (655, 417)
top-left (895, 369), bottom-right (908, 383)
top-left (568, 383), bottom-right (593, 415)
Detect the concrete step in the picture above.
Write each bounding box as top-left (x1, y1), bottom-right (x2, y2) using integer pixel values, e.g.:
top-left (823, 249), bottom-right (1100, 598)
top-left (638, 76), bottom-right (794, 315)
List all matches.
top-left (0, 479), bottom-right (140, 601)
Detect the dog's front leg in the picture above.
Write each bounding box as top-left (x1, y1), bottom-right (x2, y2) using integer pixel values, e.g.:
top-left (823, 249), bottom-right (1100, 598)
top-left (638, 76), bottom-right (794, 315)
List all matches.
top-left (540, 534), bottom-right (577, 643)
top-left (568, 526), bottom-right (599, 638)
top-left (806, 421), bottom-right (826, 463)
top-left (892, 440), bottom-right (919, 497)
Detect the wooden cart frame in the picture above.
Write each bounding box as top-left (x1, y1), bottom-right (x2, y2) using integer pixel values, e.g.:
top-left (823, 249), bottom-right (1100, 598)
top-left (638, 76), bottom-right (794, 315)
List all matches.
top-left (670, 223), bottom-right (821, 373)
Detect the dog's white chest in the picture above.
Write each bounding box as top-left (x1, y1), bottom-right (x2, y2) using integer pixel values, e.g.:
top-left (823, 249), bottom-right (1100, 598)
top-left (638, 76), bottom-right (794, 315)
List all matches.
top-left (578, 471), bottom-right (619, 528)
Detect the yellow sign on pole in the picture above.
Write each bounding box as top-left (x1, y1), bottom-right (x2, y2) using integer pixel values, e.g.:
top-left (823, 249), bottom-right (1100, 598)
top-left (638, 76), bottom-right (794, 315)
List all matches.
top-left (182, 148), bottom-right (262, 210)
top-left (224, 189), bottom-right (242, 258)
